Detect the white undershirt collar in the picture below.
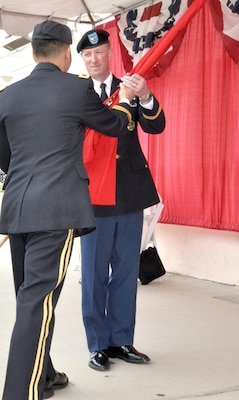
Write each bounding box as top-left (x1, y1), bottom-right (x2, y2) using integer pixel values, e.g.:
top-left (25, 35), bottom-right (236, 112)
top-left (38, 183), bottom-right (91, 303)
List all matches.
top-left (92, 73), bottom-right (113, 98)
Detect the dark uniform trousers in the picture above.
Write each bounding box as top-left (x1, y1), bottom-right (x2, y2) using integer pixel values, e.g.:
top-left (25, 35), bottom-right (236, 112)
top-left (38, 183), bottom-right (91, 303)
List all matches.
top-left (81, 211), bottom-right (143, 351)
top-left (2, 229), bottom-right (74, 400)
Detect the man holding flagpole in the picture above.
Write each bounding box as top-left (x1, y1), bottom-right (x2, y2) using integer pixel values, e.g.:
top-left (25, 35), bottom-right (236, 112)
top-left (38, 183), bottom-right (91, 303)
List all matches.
top-left (77, 28), bottom-right (166, 371)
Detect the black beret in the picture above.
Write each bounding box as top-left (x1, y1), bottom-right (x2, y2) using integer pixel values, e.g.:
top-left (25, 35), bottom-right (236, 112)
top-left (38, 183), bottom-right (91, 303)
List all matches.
top-left (77, 29), bottom-right (109, 53)
top-left (32, 21), bottom-right (72, 45)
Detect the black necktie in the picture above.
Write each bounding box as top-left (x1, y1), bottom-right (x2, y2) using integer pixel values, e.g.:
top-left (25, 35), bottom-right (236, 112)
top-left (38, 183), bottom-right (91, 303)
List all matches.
top-left (100, 82), bottom-right (108, 102)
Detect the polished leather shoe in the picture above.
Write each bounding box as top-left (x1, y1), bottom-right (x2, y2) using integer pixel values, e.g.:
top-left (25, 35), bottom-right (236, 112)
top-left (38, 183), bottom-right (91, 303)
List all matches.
top-left (43, 371), bottom-right (68, 399)
top-left (89, 350), bottom-right (110, 371)
top-left (105, 345), bottom-right (150, 364)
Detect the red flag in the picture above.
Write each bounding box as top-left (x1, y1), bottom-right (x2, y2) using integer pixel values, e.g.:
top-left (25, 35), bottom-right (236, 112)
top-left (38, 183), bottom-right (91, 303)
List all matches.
top-left (83, 127), bottom-right (118, 205)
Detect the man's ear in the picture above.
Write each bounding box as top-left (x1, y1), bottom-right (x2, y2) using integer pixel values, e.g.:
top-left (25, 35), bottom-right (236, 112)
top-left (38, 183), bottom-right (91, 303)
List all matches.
top-left (64, 46), bottom-right (72, 71)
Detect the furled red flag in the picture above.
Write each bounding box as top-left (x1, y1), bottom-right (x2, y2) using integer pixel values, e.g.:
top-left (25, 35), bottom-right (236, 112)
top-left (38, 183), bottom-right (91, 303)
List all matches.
top-left (83, 0), bottom-right (207, 205)
top-left (209, 0), bottom-right (239, 64)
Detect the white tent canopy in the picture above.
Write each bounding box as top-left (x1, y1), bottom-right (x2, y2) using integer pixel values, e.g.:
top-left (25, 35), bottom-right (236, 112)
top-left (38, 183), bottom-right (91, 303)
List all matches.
top-left (0, 0), bottom-right (151, 36)
top-left (0, 0), bottom-right (151, 83)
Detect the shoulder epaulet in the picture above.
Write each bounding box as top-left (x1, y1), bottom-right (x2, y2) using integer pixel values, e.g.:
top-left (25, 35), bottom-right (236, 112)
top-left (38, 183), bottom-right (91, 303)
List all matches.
top-left (78, 74), bottom-right (90, 79)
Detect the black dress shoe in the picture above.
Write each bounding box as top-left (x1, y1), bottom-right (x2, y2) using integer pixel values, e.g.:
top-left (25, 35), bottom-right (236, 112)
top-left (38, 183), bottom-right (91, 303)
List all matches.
top-left (89, 351), bottom-right (110, 371)
top-left (105, 345), bottom-right (150, 364)
top-left (43, 372), bottom-right (68, 399)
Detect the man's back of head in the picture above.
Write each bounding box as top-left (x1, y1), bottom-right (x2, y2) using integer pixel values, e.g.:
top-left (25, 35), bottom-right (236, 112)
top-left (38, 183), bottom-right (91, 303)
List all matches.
top-left (31, 20), bottom-right (73, 71)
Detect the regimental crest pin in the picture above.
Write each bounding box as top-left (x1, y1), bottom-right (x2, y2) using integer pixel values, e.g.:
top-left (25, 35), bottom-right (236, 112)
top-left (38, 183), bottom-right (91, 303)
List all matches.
top-left (88, 32), bottom-right (99, 45)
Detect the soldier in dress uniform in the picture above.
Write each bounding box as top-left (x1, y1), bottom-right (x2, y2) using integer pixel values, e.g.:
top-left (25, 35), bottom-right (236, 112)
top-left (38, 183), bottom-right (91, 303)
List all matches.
top-left (0, 21), bottom-right (136, 400)
top-left (77, 29), bottom-right (166, 371)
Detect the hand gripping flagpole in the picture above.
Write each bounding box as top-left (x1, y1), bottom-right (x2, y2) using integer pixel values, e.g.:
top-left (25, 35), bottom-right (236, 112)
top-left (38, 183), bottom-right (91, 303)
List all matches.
top-left (84, 0), bottom-right (208, 205)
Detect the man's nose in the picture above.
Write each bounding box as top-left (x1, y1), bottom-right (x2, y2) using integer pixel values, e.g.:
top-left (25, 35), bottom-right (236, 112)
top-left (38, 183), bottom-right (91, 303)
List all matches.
top-left (90, 54), bottom-right (97, 62)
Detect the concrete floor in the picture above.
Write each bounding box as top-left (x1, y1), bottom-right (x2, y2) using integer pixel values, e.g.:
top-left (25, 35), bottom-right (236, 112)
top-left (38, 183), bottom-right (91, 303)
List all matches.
top-left (1, 238), bottom-right (239, 400)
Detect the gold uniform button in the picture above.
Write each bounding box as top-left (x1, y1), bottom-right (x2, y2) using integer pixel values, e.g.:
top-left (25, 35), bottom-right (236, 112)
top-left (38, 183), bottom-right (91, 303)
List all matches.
top-left (116, 154), bottom-right (120, 159)
top-left (127, 120), bottom-right (135, 131)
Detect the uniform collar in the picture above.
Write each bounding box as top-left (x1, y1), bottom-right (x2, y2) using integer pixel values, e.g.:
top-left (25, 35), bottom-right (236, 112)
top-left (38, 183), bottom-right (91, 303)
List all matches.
top-left (32, 62), bottom-right (61, 73)
top-left (92, 73), bottom-right (113, 97)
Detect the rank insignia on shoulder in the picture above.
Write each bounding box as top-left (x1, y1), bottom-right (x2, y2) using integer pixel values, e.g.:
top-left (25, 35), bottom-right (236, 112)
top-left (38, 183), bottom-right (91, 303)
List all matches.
top-left (78, 74), bottom-right (90, 79)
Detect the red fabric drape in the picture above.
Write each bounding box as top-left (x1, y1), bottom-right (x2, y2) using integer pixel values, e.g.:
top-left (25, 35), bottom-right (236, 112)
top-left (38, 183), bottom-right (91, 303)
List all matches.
top-left (209, 0), bottom-right (239, 64)
top-left (102, 1), bottom-right (239, 231)
top-left (147, 2), bottom-right (239, 231)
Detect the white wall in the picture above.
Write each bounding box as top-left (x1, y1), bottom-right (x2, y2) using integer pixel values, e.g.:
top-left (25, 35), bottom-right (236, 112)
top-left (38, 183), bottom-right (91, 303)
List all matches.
top-left (2, 191), bottom-right (239, 286)
top-left (156, 223), bottom-right (239, 286)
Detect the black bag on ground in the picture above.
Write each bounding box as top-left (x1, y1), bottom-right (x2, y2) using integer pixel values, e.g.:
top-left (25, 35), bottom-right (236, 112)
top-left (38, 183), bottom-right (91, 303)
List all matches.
top-left (139, 246), bottom-right (166, 285)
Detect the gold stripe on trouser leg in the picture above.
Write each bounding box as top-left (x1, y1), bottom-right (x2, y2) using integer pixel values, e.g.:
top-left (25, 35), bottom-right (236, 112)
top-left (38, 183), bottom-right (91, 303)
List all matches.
top-left (28, 229), bottom-right (74, 400)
